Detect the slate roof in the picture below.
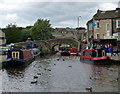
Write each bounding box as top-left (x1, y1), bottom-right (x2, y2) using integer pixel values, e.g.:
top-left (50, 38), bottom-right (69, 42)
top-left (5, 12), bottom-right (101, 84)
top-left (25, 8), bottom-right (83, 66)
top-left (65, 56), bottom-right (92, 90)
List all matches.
top-left (86, 19), bottom-right (93, 25)
top-left (93, 8), bottom-right (120, 20)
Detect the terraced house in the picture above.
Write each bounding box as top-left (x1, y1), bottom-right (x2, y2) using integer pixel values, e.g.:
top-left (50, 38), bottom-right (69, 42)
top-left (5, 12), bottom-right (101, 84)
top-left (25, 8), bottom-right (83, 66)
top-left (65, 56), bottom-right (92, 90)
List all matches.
top-left (87, 4), bottom-right (120, 41)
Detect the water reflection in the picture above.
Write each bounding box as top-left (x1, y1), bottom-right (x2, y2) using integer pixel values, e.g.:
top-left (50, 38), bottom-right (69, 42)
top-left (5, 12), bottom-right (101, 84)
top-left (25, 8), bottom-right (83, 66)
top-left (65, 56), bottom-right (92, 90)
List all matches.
top-left (2, 67), bottom-right (25, 79)
top-left (90, 65), bottom-right (118, 92)
top-left (1, 55), bottom-right (119, 92)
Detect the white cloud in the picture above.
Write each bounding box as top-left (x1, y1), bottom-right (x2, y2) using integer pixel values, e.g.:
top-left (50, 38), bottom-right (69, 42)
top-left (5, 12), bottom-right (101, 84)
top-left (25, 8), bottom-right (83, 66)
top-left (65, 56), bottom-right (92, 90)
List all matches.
top-left (59, 20), bottom-right (76, 27)
top-left (98, 3), bottom-right (118, 10)
top-left (0, 0), bottom-right (119, 3)
top-left (0, 4), bottom-right (18, 10)
top-left (1, 13), bottom-right (18, 22)
top-left (0, 2), bottom-right (119, 28)
top-left (0, 13), bottom-right (19, 27)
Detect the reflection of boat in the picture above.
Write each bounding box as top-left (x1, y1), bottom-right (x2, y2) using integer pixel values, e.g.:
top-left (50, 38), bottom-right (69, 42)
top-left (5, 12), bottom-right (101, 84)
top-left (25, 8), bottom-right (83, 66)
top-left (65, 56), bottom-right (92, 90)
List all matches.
top-left (60, 48), bottom-right (70, 56)
top-left (70, 48), bottom-right (78, 56)
top-left (59, 44), bottom-right (70, 56)
top-left (80, 49), bottom-right (112, 65)
top-left (2, 48), bottom-right (41, 67)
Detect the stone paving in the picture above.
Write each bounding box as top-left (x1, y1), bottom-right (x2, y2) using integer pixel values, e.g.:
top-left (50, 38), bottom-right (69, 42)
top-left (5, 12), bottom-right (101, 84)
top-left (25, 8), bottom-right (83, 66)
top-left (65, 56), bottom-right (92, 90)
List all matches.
top-left (0, 55), bottom-right (7, 69)
top-left (107, 53), bottom-right (120, 62)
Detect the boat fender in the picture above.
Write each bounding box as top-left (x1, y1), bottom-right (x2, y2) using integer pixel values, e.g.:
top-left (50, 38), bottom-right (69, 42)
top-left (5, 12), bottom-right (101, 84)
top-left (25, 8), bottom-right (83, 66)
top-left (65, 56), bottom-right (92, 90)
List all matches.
top-left (95, 50), bottom-right (98, 57)
top-left (102, 50), bottom-right (106, 56)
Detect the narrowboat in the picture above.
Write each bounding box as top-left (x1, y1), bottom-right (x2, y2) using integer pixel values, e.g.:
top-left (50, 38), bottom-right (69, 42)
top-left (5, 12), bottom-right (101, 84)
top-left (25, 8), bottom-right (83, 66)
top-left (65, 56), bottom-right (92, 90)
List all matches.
top-left (2, 48), bottom-right (41, 67)
top-left (69, 48), bottom-right (78, 56)
top-left (80, 49), bottom-right (112, 65)
top-left (60, 48), bottom-right (70, 56)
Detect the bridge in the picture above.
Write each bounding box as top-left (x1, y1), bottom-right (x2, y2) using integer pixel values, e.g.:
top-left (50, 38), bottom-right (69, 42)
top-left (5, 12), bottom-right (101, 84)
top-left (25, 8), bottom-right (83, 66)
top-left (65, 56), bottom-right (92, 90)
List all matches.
top-left (15, 38), bottom-right (79, 51)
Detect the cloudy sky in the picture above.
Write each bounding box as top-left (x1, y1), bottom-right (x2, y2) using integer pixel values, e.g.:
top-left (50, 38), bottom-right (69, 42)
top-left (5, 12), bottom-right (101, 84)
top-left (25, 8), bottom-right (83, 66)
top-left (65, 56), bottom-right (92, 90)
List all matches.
top-left (0, 0), bottom-right (119, 28)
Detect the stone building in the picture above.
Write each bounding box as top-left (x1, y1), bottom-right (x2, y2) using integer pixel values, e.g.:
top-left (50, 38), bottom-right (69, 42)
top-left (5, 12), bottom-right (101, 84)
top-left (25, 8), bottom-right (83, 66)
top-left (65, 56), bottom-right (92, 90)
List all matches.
top-left (87, 6), bottom-right (120, 41)
top-left (0, 29), bottom-right (6, 46)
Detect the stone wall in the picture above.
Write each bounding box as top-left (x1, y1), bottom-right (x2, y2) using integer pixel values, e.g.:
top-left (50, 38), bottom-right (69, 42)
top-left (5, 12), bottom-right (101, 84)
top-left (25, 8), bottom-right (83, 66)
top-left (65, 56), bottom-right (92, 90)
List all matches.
top-left (94, 19), bottom-right (112, 39)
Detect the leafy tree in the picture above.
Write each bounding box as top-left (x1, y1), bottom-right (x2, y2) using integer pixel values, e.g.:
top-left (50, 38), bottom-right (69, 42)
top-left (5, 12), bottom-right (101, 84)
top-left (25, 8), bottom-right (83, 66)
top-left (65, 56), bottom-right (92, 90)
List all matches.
top-left (30, 19), bottom-right (54, 40)
top-left (21, 27), bottom-right (31, 41)
top-left (2, 19), bottom-right (54, 44)
top-left (2, 25), bottom-right (23, 44)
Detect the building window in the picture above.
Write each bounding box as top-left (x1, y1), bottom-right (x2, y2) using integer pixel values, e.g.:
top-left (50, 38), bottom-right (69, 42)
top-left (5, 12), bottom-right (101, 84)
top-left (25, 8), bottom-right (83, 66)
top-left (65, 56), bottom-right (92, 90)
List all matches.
top-left (106, 23), bottom-right (110, 32)
top-left (96, 34), bottom-right (100, 39)
top-left (116, 20), bottom-right (120, 28)
top-left (96, 22), bottom-right (99, 28)
top-left (106, 23), bottom-right (110, 36)
top-left (12, 51), bottom-right (19, 59)
top-left (88, 23), bottom-right (93, 31)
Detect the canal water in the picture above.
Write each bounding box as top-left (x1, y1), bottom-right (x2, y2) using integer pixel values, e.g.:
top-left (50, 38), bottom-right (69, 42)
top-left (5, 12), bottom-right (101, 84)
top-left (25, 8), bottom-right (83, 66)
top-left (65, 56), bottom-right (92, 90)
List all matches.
top-left (1, 54), bottom-right (119, 92)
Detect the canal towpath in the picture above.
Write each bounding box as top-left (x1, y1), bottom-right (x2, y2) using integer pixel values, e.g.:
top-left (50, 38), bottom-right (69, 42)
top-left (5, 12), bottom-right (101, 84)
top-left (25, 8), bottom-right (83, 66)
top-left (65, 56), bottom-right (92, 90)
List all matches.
top-left (107, 53), bottom-right (120, 62)
top-left (0, 55), bottom-right (7, 62)
top-left (0, 55), bottom-right (7, 69)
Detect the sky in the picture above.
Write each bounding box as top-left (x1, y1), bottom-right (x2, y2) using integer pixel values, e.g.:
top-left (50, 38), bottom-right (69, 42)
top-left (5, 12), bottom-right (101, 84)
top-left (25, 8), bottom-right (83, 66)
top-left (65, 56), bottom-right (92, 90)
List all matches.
top-left (0, 0), bottom-right (119, 28)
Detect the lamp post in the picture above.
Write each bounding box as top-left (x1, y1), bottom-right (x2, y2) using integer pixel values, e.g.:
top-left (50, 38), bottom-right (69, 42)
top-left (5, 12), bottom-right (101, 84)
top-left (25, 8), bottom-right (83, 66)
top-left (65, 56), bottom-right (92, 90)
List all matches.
top-left (78, 16), bottom-right (81, 28)
top-left (77, 16), bottom-right (81, 51)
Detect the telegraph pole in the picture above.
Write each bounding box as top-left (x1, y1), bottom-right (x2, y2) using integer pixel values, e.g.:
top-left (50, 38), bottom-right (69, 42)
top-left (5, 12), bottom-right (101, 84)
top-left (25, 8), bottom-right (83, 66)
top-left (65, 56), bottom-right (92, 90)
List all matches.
top-left (77, 16), bottom-right (81, 51)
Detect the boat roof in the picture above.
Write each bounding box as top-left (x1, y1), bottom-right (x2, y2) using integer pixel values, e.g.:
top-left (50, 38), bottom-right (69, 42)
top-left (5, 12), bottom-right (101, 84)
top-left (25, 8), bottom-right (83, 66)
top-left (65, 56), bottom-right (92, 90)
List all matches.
top-left (83, 49), bottom-right (92, 51)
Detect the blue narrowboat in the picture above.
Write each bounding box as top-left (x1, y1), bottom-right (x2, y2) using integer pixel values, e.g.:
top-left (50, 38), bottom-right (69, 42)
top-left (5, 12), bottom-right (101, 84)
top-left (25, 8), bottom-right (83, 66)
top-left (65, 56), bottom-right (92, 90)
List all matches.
top-left (2, 48), bottom-right (41, 67)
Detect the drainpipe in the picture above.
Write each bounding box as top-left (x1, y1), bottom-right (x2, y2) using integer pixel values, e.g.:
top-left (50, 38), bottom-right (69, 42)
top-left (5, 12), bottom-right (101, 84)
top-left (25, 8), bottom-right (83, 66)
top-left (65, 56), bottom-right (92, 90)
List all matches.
top-left (111, 19), bottom-right (114, 37)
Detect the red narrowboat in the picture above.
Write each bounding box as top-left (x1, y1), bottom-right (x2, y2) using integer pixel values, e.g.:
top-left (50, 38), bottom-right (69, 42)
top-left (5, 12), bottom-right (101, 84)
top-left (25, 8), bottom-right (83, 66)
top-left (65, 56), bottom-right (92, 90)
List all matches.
top-left (80, 49), bottom-right (112, 65)
top-left (69, 48), bottom-right (78, 56)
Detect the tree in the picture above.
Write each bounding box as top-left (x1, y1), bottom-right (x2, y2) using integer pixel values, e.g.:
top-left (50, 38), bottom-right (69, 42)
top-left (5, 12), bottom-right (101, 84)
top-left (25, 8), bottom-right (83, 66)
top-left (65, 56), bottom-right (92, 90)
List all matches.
top-left (2, 25), bottom-right (23, 44)
top-left (21, 27), bottom-right (31, 41)
top-left (2, 24), bottom-right (31, 44)
top-left (2, 19), bottom-right (54, 44)
top-left (30, 19), bottom-right (54, 40)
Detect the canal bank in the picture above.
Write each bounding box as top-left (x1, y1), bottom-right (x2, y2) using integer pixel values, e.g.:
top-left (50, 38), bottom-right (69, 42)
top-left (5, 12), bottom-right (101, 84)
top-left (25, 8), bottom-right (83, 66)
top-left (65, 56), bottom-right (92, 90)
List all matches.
top-left (0, 55), bottom-right (7, 69)
top-left (1, 54), bottom-right (119, 92)
top-left (107, 53), bottom-right (120, 63)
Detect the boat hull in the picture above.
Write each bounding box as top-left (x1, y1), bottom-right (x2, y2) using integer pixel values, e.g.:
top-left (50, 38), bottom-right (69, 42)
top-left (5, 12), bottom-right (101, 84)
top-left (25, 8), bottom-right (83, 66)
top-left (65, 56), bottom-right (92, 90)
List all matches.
top-left (70, 53), bottom-right (78, 56)
top-left (2, 47), bottom-right (41, 68)
top-left (61, 52), bottom-right (70, 56)
top-left (80, 56), bottom-right (112, 65)
top-left (2, 57), bottom-right (34, 68)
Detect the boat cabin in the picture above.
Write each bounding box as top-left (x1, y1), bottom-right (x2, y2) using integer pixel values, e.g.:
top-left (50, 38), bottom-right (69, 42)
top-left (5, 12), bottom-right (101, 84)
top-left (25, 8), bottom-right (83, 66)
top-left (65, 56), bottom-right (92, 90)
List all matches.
top-left (82, 49), bottom-right (106, 57)
top-left (7, 49), bottom-right (23, 59)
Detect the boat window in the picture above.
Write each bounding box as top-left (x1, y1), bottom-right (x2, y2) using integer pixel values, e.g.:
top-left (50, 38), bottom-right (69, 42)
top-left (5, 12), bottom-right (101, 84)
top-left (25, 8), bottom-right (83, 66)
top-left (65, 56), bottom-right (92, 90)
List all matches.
top-left (16, 53), bottom-right (18, 58)
top-left (12, 53), bottom-right (15, 58)
top-left (12, 51), bottom-right (19, 59)
top-left (84, 51), bottom-right (92, 56)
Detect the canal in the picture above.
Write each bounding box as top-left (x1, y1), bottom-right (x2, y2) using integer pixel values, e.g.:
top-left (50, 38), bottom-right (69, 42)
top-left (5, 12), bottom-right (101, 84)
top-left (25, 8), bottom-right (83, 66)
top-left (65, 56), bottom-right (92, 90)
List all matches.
top-left (1, 54), bottom-right (119, 92)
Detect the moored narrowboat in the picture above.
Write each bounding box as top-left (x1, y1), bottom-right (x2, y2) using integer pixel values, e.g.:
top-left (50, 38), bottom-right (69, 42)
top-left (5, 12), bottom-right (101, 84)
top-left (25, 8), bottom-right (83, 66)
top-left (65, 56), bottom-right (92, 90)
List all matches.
top-left (60, 50), bottom-right (70, 56)
top-left (60, 48), bottom-right (70, 56)
top-left (80, 49), bottom-right (112, 65)
top-left (2, 48), bottom-right (41, 67)
top-left (69, 48), bottom-right (78, 56)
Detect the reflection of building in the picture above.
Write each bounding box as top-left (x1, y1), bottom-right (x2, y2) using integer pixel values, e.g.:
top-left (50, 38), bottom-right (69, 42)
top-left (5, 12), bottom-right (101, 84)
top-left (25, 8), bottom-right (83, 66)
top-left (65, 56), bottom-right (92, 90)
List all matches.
top-left (87, 5), bottom-right (120, 41)
top-left (0, 29), bottom-right (6, 46)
